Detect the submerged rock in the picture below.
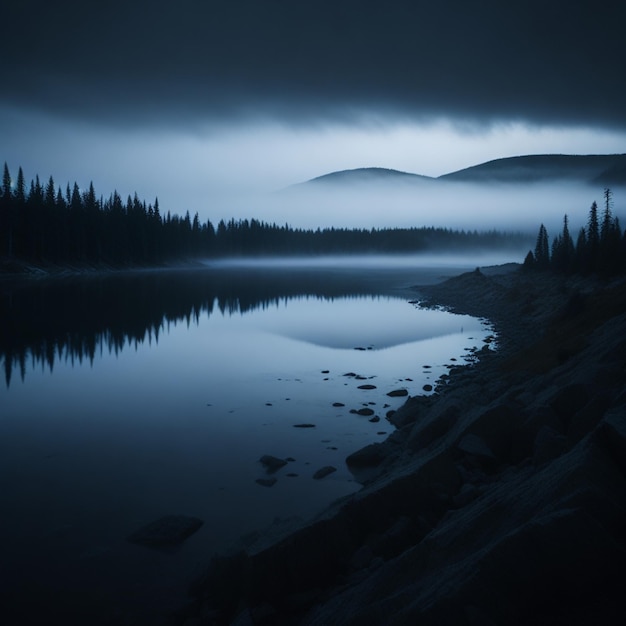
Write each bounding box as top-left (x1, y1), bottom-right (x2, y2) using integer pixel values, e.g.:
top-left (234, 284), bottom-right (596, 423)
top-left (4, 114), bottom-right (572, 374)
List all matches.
top-left (313, 466), bottom-right (337, 479)
top-left (259, 455), bottom-right (288, 471)
top-left (127, 515), bottom-right (203, 547)
top-left (358, 384), bottom-right (377, 390)
top-left (293, 423), bottom-right (316, 428)
top-left (256, 478), bottom-right (278, 488)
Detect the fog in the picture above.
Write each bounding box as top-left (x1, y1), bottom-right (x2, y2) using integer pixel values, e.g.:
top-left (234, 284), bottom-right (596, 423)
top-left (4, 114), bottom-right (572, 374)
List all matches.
top-left (203, 252), bottom-right (525, 271)
top-left (206, 180), bottom-right (626, 237)
top-left (3, 107), bottom-right (625, 240)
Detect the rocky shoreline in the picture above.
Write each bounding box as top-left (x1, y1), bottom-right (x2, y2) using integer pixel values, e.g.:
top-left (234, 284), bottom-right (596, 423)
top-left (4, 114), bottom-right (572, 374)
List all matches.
top-left (175, 265), bottom-right (626, 626)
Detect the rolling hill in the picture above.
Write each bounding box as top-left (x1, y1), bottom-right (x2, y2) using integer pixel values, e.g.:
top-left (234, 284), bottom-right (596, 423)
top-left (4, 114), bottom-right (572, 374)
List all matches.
top-left (295, 154), bottom-right (626, 188)
top-left (297, 167), bottom-right (434, 186)
top-left (439, 153), bottom-right (626, 184)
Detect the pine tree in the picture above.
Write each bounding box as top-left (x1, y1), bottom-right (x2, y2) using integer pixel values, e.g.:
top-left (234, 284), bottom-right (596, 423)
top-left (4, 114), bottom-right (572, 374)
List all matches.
top-left (15, 167), bottom-right (26, 204)
top-left (534, 224), bottom-right (550, 268)
top-left (600, 188), bottom-right (613, 245)
top-left (2, 162), bottom-right (11, 200)
top-left (522, 250), bottom-right (535, 269)
top-left (587, 201), bottom-right (599, 271)
top-left (574, 227), bottom-right (587, 272)
top-left (555, 214), bottom-right (575, 272)
top-left (0, 163), bottom-right (13, 256)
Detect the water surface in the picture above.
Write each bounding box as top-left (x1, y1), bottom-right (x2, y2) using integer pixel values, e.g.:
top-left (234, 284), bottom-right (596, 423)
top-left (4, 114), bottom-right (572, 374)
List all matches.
top-left (0, 261), bottom-right (496, 623)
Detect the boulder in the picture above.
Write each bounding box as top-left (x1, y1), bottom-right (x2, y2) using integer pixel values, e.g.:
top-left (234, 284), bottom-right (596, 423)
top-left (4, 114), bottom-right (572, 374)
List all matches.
top-left (387, 389), bottom-right (409, 397)
top-left (457, 433), bottom-right (496, 461)
top-left (533, 426), bottom-right (566, 466)
top-left (549, 382), bottom-right (590, 428)
top-left (346, 443), bottom-right (386, 467)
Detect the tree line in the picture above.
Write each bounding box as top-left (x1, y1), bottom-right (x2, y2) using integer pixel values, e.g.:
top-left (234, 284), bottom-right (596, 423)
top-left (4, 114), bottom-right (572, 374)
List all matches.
top-left (524, 188), bottom-right (626, 275)
top-left (1, 163), bottom-right (528, 267)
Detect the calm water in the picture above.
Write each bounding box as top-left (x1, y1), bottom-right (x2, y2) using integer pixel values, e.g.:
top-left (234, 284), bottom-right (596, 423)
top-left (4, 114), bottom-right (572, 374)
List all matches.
top-left (0, 259), bottom-right (497, 624)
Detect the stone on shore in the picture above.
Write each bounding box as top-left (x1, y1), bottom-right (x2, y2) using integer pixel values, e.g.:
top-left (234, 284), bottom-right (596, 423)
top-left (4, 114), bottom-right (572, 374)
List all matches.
top-left (346, 443), bottom-right (386, 467)
top-left (456, 433), bottom-right (496, 462)
top-left (187, 270), bottom-right (626, 626)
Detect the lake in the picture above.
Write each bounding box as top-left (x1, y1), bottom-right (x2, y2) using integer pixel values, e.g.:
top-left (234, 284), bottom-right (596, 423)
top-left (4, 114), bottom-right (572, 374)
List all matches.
top-left (0, 257), bottom-right (502, 624)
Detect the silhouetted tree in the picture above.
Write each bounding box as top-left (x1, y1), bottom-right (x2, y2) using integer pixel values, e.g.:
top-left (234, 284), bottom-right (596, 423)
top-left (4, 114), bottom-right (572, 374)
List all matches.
top-left (587, 201), bottom-right (600, 271)
top-left (551, 214), bottom-right (575, 272)
top-left (534, 224), bottom-right (550, 268)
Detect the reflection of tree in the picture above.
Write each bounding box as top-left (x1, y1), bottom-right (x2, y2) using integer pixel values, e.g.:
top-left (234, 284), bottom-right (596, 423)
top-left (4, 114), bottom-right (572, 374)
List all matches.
top-left (1, 269), bottom-right (395, 386)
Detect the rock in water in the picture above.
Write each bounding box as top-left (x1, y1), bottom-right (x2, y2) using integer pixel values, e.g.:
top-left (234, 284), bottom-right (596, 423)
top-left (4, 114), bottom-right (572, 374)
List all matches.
top-left (313, 466), bottom-right (337, 479)
top-left (259, 455), bottom-right (288, 471)
top-left (387, 388), bottom-right (409, 397)
top-left (127, 515), bottom-right (203, 547)
top-left (256, 477), bottom-right (278, 487)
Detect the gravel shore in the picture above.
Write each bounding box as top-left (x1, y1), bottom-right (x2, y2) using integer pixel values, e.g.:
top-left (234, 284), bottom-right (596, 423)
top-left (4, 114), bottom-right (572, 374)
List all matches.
top-left (179, 265), bottom-right (626, 626)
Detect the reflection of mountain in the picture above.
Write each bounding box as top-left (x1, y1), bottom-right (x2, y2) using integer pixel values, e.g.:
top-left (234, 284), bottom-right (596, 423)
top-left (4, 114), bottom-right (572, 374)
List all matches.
top-left (258, 300), bottom-right (474, 351)
top-left (0, 268), bottom-right (407, 386)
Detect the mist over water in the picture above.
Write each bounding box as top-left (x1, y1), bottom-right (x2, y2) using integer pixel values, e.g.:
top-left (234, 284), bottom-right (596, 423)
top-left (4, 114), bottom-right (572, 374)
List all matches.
top-left (203, 252), bottom-right (526, 270)
top-left (211, 180), bottom-right (625, 235)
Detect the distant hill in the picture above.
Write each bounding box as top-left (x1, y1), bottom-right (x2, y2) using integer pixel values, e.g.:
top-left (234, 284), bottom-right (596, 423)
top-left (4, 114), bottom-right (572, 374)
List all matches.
top-left (294, 155), bottom-right (626, 188)
top-left (438, 154), bottom-right (626, 185)
top-left (296, 167), bottom-right (434, 187)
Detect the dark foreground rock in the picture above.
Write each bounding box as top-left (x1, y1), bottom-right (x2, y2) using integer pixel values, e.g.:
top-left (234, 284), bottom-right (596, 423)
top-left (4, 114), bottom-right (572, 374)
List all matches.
top-left (259, 455), bottom-right (288, 471)
top-left (182, 268), bottom-right (626, 626)
top-left (127, 515), bottom-right (203, 547)
top-left (312, 466), bottom-right (337, 480)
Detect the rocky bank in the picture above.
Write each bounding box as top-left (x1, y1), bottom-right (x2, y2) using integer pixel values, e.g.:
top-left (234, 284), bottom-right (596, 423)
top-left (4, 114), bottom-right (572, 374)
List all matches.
top-left (176, 266), bottom-right (626, 626)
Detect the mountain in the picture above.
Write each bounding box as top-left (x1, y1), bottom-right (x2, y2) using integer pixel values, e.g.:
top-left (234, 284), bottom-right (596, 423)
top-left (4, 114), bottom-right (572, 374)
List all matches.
top-left (297, 167), bottom-right (435, 187)
top-left (295, 154), bottom-right (626, 188)
top-left (439, 154), bottom-right (626, 185)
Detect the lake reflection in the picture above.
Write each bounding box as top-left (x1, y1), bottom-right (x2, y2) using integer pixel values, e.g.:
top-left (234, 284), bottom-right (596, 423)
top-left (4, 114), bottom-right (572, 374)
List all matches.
top-left (0, 264), bottom-right (493, 624)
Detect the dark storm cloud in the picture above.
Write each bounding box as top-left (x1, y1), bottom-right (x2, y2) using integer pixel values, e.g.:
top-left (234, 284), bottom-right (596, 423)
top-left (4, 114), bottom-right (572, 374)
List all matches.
top-left (2, 0), bottom-right (625, 128)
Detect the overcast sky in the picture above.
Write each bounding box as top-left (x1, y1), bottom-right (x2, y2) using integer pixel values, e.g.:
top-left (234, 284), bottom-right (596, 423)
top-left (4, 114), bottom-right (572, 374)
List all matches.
top-left (2, 0), bottom-right (625, 228)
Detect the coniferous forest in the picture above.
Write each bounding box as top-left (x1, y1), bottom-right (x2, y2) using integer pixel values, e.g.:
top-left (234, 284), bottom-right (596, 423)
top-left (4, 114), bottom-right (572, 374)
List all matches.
top-left (0, 163), bottom-right (529, 268)
top-left (524, 188), bottom-right (626, 276)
